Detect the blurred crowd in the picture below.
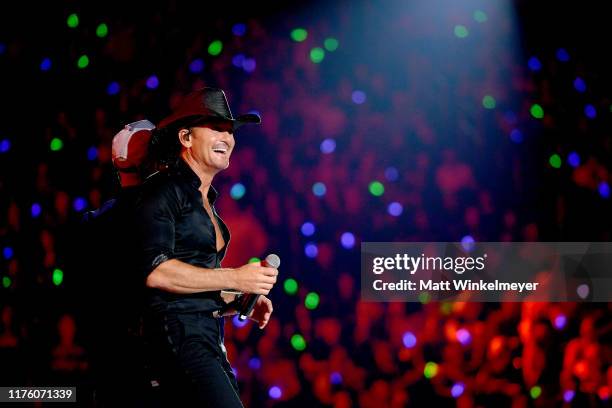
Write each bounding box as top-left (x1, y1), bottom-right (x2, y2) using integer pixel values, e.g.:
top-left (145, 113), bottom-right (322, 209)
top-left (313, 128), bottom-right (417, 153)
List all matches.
top-left (0, 1), bottom-right (610, 406)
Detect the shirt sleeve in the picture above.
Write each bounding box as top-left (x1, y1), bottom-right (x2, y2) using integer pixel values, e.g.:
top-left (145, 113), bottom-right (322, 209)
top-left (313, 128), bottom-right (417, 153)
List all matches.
top-left (135, 180), bottom-right (181, 278)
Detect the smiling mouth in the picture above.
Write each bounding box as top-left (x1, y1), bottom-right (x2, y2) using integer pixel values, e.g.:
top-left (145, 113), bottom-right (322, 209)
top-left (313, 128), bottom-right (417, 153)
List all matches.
top-left (212, 142), bottom-right (229, 154)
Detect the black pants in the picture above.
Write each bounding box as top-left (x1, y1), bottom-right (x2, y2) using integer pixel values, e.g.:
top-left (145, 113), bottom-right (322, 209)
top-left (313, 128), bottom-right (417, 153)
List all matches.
top-left (144, 311), bottom-right (243, 407)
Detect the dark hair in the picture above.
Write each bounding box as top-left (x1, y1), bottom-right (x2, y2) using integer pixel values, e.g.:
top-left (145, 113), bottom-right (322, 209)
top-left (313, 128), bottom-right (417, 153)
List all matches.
top-left (150, 126), bottom-right (182, 169)
top-left (149, 115), bottom-right (207, 169)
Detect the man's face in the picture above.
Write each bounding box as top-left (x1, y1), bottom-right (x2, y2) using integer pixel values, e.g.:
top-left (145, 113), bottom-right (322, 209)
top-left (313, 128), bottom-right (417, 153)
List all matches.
top-left (185, 121), bottom-right (236, 171)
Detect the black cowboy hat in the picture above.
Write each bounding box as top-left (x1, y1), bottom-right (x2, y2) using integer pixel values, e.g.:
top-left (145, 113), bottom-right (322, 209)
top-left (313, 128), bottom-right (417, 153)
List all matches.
top-left (158, 87), bottom-right (261, 131)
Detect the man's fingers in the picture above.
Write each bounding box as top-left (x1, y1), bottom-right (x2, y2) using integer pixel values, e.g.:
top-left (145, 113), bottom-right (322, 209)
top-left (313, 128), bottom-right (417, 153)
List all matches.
top-left (261, 267), bottom-right (279, 277)
top-left (259, 275), bottom-right (277, 285)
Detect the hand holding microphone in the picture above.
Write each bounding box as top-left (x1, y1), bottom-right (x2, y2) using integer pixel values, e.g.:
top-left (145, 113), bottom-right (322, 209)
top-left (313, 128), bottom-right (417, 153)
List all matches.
top-left (237, 254), bottom-right (280, 321)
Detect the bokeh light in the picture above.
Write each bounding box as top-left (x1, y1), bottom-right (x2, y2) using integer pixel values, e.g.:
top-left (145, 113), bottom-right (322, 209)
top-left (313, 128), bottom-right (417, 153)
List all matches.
top-left (528, 56), bottom-right (542, 71)
top-left (473, 10), bottom-right (487, 23)
top-left (530, 385), bottom-right (542, 399)
top-left (269, 386), bottom-right (282, 399)
top-left (554, 314), bottom-right (567, 330)
top-left (549, 154), bottom-right (562, 169)
top-left (50, 138), bottom-right (64, 151)
top-left (384, 166), bottom-right (399, 181)
top-left (304, 243), bottom-right (318, 258)
top-left (320, 138), bottom-right (336, 154)
top-left (387, 202), bottom-right (403, 216)
top-left (248, 357), bottom-right (261, 370)
top-left (107, 82), bottom-right (120, 95)
top-left (242, 58), bottom-right (256, 73)
top-left (340, 232), bottom-right (355, 249)
top-left (284, 278), bottom-right (298, 295)
top-left (87, 146), bottom-right (98, 161)
top-left (40, 58), bottom-right (52, 71)
top-left (230, 183), bottom-right (246, 200)
top-left (351, 90), bottom-right (366, 104)
top-left (454, 25), bottom-right (469, 38)
top-left (530, 104), bottom-right (544, 119)
top-left (3, 247), bottom-right (14, 260)
top-left (304, 292), bottom-right (320, 310)
top-left (451, 382), bottom-right (465, 398)
top-left (0, 139), bottom-right (10, 153)
top-left (146, 75), bottom-right (159, 89)
top-left (573, 77), bottom-right (586, 92)
top-left (567, 152), bottom-right (580, 167)
top-left (324, 37), bottom-right (339, 51)
top-left (556, 48), bottom-right (570, 61)
top-left (584, 104), bottom-right (596, 119)
top-left (482, 95), bottom-right (496, 109)
top-left (424, 362), bottom-right (438, 379)
top-left (189, 59), bottom-right (205, 73)
top-left (208, 40), bottom-right (223, 56)
top-left (310, 47), bottom-right (325, 63)
top-left (96, 23), bottom-right (109, 38)
top-left (67, 13), bottom-right (79, 28)
top-left (402, 331), bottom-right (417, 348)
top-left (461, 235), bottom-right (475, 251)
top-left (232, 23), bottom-right (246, 36)
top-left (52, 268), bottom-right (64, 286)
top-left (31, 203), bottom-right (42, 218)
top-left (291, 334), bottom-right (306, 351)
top-left (598, 181), bottom-right (610, 198)
top-left (73, 198), bottom-right (87, 212)
top-left (290, 28), bottom-right (308, 42)
top-left (312, 182), bottom-right (326, 197)
top-left (368, 181), bottom-right (384, 196)
top-left (456, 328), bottom-right (472, 345)
top-left (77, 55), bottom-right (89, 69)
top-left (301, 222), bottom-right (315, 236)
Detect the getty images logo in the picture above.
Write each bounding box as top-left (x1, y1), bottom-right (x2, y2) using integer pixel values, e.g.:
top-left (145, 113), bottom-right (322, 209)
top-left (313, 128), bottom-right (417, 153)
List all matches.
top-left (372, 253), bottom-right (488, 275)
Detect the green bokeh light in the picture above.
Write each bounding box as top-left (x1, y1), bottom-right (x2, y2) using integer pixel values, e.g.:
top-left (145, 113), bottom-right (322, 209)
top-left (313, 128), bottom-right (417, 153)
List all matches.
top-left (77, 55), bottom-right (89, 69)
top-left (418, 292), bottom-right (430, 304)
top-left (96, 23), bottom-right (108, 38)
top-left (454, 25), bottom-right (469, 38)
top-left (324, 37), bottom-right (339, 51)
top-left (368, 181), bottom-right (384, 196)
top-left (482, 95), bottom-right (496, 109)
top-left (284, 278), bottom-right (298, 295)
top-left (424, 362), bottom-right (438, 379)
top-left (291, 334), bottom-right (306, 351)
top-left (52, 268), bottom-right (64, 286)
top-left (2, 276), bottom-right (11, 288)
top-left (530, 386), bottom-right (542, 399)
top-left (473, 10), bottom-right (488, 23)
top-left (440, 302), bottom-right (453, 315)
top-left (549, 154), bottom-right (562, 169)
top-left (208, 40), bottom-right (223, 56)
top-left (305, 292), bottom-right (320, 310)
top-left (67, 13), bottom-right (79, 28)
top-left (530, 104), bottom-right (544, 119)
top-left (290, 28), bottom-right (308, 42)
top-left (310, 47), bottom-right (325, 63)
top-left (50, 138), bottom-right (64, 151)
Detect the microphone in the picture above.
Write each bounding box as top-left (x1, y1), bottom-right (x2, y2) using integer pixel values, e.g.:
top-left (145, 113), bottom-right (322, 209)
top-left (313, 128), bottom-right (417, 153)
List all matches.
top-left (238, 254), bottom-right (281, 321)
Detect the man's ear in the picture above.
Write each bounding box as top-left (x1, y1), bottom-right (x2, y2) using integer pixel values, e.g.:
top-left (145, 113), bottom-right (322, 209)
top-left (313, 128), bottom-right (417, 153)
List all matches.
top-left (178, 128), bottom-right (192, 148)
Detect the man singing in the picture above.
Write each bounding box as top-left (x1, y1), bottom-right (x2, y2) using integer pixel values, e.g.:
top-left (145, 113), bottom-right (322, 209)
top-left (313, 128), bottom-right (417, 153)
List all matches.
top-left (137, 87), bottom-right (277, 407)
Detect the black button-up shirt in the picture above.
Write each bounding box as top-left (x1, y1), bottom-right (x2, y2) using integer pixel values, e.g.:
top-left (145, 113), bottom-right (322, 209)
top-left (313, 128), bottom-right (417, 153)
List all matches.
top-left (136, 159), bottom-right (231, 314)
